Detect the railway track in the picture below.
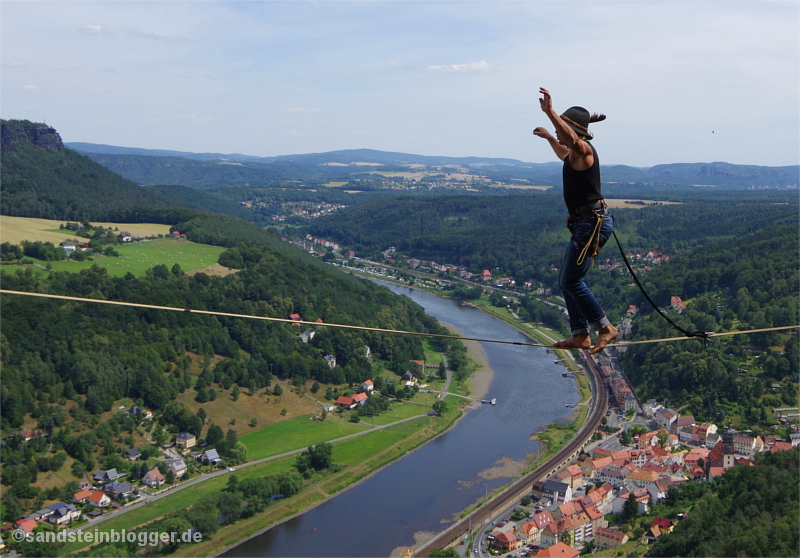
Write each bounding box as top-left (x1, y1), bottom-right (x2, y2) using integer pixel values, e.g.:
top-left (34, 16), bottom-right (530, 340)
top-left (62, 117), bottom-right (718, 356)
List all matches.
top-left (415, 353), bottom-right (608, 556)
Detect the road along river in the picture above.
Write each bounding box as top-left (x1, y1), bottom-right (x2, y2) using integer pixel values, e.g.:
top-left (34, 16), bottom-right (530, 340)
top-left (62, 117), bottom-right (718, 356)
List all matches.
top-left (222, 282), bottom-right (579, 557)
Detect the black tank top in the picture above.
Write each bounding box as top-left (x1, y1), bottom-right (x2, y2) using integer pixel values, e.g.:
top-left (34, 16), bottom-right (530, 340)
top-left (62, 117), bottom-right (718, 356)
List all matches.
top-left (563, 142), bottom-right (602, 216)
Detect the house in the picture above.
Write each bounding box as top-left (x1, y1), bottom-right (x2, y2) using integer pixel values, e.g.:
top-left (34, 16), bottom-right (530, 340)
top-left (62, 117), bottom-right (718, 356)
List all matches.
top-left (335, 395), bottom-right (356, 409)
top-left (557, 464), bottom-right (583, 489)
top-left (533, 542), bottom-right (579, 558)
top-left (17, 518), bottom-right (38, 535)
top-left (351, 392), bottom-right (368, 406)
top-left (531, 509), bottom-right (555, 531)
top-left (494, 531), bottom-right (524, 551)
top-left (73, 490), bottom-right (92, 503)
top-left (646, 478), bottom-right (673, 505)
top-left (88, 491), bottom-right (111, 507)
top-left (596, 466), bottom-right (630, 489)
top-left (623, 468), bottom-right (659, 490)
top-left (29, 508), bottom-right (54, 522)
top-left (298, 328), bottom-right (316, 343)
top-left (118, 232), bottom-right (132, 242)
top-left (361, 380), bottom-right (374, 392)
top-left (127, 406), bottom-right (154, 421)
top-left (60, 241), bottom-right (77, 253)
top-left (554, 500), bottom-right (581, 520)
top-left (323, 355), bottom-right (337, 368)
top-left (142, 467), bottom-right (165, 487)
top-left (707, 466), bottom-right (726, 480)
top-left (480, 269), bottom-right (492, 282)
top-left (93, 468), bottom-right (120, 483)
top-left (644, 519), bottom-right (676, 544)
top-left (583, 504), bottom-right (607, 533)
top-left (167, 459), bottom-right (188, 479)
top-left (125, 448), bottom-right (141, 461)
top-left (516, 521), bottom-right (541, 545)
top-left (289, 313), bottom-right (301, 321)
top-left (651, 516), bottom-right (675, 533)
top-left (203, 448), bottom-right (221, 463)
top-left (733, 434), bottom-right (764, 456)
top-left (670, 296), bottom-right (686, 314)
top-left (654, 408), bottom-right (678, 432)
top-left (542, 479), bottom-right (573, 504)
top-left (673, 414), bottom-right (695, 435)
top-left (540, 518), bottom-right (577, 548)
top-left (401, 371), bottom-right (416, 385)
top-left (47, 503), bottom-right (81, 525)
top-left (771, 441), bottom-right (794, 453)
top-left (105, 481), bottom-right (133, 500)
top-left (595, 527), bottom-right (629, 549)
top-left (175, 432), bottom-right (197, 450)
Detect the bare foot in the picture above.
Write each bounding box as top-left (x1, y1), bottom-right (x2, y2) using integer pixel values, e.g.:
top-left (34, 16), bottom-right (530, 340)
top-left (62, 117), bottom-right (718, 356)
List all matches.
top-left (590, 324), bottom-right (618, 355)
top-left (553, 334), bottom-right (591, 350)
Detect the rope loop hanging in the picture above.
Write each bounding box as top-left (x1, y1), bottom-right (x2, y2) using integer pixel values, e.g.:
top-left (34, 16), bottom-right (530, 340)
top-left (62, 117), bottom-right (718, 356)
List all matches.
top-left (609, 216), bottom-right (715, 346)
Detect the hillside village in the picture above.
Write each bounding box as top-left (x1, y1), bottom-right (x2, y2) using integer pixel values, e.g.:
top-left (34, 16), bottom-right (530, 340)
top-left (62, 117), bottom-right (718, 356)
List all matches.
top-left (477, 347), bottom-right (799, 557)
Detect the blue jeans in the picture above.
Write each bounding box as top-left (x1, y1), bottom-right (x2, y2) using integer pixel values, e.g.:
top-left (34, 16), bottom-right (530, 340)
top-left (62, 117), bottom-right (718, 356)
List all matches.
top-left (558, 214), bottom-right (613, 336)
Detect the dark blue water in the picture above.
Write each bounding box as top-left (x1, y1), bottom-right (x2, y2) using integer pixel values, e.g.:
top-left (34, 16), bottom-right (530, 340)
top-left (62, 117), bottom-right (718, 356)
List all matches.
top-left (223, 283), bottom-right (577, 557)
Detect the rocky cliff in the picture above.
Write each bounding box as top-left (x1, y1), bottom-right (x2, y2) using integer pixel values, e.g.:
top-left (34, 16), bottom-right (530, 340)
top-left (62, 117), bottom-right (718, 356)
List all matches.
top-left (1, 120), bottom-right (64, 153)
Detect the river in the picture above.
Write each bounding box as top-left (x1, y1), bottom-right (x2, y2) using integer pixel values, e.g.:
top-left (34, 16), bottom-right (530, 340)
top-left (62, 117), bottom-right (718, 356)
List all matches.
top-left (223, 282), bottom-right (577, 557)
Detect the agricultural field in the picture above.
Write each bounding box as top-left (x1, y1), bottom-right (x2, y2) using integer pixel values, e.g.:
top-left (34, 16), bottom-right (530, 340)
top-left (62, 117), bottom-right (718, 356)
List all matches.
top-left (0, 216), bottom-right (171, 245)
top-left (3, 236), bottom-right (228, 278)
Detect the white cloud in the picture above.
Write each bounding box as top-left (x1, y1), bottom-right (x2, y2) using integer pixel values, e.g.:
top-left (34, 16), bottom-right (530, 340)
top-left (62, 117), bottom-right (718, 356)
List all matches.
top-left (80, 25), bottom-right (103, 34)
top-left (175, 113), bottom-right (217, 123)
top-left (288, 107), bottom-right (321, 113)
top-left (427, 60), bottom-right (493, 73)
top-left (22, 85), bottom-right (41, 90)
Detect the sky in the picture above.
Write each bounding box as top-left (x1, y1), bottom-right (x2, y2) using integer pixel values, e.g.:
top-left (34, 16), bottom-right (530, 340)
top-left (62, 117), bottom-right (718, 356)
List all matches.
top-left (1, 0), bottom-right (798, 168)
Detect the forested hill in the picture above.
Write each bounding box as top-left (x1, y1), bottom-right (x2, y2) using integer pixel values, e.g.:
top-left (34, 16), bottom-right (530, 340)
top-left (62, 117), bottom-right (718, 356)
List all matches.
top-left (0, 120), bottom-right (186, 223)
top-left (304, 190), bottom-right (799, 277)
top-left (0, 240), bottom-right (444, 428)
top-left (647, 449), bottom-right (799, 557)
top-left (68, 142), bottom-right (798, 191)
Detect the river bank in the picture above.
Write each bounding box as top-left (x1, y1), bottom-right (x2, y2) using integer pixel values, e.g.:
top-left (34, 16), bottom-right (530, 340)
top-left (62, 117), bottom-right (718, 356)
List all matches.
top-left (210, 280), bottom-right (580, 558)
top-left (207, 321), bottom-right (493, 557)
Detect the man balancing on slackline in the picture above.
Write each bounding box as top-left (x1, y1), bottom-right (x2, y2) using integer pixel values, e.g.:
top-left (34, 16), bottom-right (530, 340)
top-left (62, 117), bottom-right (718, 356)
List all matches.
top-left (533, 87), bottom-right (617, 355)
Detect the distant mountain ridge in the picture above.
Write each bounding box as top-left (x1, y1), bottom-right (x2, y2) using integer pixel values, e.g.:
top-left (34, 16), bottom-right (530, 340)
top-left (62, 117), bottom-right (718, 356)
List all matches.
top-left (65, 143), bottom-right (544, 168)
top-left (68, 142), bottom-right (798, 191)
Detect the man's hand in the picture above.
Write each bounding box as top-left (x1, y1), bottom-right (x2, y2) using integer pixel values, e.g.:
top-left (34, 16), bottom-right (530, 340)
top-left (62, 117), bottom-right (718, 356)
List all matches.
top-left (533, 126), bottom-right (552, 140)
top-left (539, 87), bottom-right (554, 115)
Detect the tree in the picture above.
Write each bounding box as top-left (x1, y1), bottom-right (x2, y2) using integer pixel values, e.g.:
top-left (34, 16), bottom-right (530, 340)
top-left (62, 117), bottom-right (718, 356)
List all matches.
top-left (272, 384), bottom-right (283, 396)
top-left (621, 493), bottom-right (639, 522)
top-left (232, 385), bottom-right (240, 401)
top-left (206, 423), bottom-right (224, 446)
top-left (432, 400), bottom-right (448, 415)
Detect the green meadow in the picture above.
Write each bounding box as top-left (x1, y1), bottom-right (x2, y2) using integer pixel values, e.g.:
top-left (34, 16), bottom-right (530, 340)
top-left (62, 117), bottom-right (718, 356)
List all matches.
top-left (5, 238), bottom-right (226, 277)
top-left (240, 401), bottom-right (430, 461)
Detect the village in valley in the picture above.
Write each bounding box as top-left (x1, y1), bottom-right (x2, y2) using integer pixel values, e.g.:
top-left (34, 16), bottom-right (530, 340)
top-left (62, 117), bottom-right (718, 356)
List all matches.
top-left (467, 347), bottom-right (799, 558)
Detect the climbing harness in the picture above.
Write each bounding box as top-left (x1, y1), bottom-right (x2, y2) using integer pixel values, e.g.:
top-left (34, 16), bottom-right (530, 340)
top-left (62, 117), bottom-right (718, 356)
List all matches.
top-left (575, 210), bottom-right (605, 266)
top-left (569, 201), bottom-right (607, 266)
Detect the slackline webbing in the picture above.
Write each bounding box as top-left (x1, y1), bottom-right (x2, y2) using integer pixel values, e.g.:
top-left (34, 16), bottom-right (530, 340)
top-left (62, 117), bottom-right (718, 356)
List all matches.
top-left (1, 289), bottom-right (797, 350)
